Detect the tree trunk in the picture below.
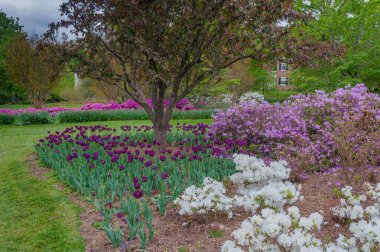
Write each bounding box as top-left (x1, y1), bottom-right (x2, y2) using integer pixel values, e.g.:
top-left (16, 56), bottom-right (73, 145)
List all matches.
top-left (153, 121), bottom-right (168, 146)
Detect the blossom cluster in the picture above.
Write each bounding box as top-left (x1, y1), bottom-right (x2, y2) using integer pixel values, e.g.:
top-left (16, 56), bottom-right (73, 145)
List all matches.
top-left (211, 84), bottom-right (380, 172)
top-left (222, 207), bottom-right (325, 252)
top-left (223, 181), bottom-right (380, 252)
top-left (174, 154), bottom-right (301, 215)
top-left (221, 92), bottom-right (264, 104)
top-left (331, 186), bottom-right (367, 221)
top-left (174, 153), bottom-right (380, 251)
top-left (0, 98), bottom-right (195, 116)
top-left (238, 92), bottom-right (265, 103)
top-left (173, 177), bottom-right (234, 218)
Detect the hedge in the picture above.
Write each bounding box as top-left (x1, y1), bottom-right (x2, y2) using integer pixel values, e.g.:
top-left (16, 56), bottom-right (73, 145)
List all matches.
top-left (57, 109), bottom-right (215, 123)
top-left (0, 114), bottom-right (16, 125)
top-left (15, 112), bottom-right (53, 125)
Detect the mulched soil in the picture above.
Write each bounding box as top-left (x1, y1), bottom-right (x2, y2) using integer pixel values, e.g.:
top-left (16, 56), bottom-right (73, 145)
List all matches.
top-left (27, 154), bottom-right (379, 252)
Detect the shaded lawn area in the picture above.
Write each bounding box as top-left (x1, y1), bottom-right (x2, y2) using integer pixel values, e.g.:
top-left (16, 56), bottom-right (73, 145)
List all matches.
top-left (0, 119), bottom-right (212, 251)
top-left (0, 101), bottom-right (86, 110)
top-left (264, 89), bottom-right (300, 103)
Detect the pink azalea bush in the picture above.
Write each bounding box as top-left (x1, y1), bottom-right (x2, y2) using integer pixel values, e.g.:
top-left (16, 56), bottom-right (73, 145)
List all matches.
top-left (210, 84), bottom-right (380, 173)
top-left (0, 98), bottom-right (194, 116)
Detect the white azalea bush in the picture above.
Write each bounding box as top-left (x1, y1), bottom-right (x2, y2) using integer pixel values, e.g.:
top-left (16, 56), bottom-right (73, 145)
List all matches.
top-left (238, 92), bottom-right (265, 103)
top-left (173, 154), bottom-right (380, 251)
top-left (173, 177), bottom-right (234, 218)
top-left (331, 186), bottom-right (367, 222)
top-left (221, 207), bottom-right (324, 252)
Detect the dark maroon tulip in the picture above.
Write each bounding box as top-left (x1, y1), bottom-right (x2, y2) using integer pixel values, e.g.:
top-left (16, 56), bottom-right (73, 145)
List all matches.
top-left (134, 182), bottom-right (141, 189)
top-left (161, 172), bottom-right (167, 180)
top-left (133, 190), bottom-right (143, 199)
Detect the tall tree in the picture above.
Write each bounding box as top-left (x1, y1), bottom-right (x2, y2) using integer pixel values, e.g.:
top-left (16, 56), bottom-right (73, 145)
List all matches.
top-left (293, 0), bottom-right (380, 91)
top-left (50, 0), bottom-right (342, 144)
top-left (0, 10), bottom-right (25, 103)
top-left (5, 35), bottom-right (67, 108)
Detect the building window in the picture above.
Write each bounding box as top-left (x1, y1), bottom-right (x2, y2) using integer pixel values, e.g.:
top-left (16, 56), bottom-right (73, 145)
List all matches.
top-left (279, 62), bottom-right (288, 71)
top-left (279, 77), bottom-right (288, 86)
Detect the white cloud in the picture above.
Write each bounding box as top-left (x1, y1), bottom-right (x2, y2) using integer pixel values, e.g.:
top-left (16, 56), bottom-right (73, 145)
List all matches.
top-left (0, 0), bottom-right (73, 38)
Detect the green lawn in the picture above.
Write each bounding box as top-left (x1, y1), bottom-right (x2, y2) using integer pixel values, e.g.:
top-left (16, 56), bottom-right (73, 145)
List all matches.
top-left (263, 89), bottom-right (300, 103)
top-left (0, 119), bottom-right (211, 251)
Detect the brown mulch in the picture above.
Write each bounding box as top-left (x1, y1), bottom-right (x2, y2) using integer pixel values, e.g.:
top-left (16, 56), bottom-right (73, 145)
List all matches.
top-left (27, 154), bottom-right (379, 251)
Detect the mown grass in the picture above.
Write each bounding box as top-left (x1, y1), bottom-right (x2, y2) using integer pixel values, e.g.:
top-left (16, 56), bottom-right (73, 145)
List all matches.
top-left (0, 119), bottom-right (211, 251)
top-left (264, 89), bottom-right (300, 103)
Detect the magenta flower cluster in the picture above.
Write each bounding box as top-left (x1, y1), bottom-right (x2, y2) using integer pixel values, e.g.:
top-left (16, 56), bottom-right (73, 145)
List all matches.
top-left (210, 84), bottom-right (380, 172)
top-left (0, 98), bottom-right (195, 116)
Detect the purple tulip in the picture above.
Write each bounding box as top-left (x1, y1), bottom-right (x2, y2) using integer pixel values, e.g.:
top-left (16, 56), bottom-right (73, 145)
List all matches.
top-left (133, 190), bottom-right (143, 199)
top-left (161, 172), bottom-right (167, 180)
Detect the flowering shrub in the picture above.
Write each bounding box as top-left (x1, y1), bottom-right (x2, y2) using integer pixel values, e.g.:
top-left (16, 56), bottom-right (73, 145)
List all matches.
top-left (238, 92), bottom-right (265, 103)
top-left (0, 98), bottom-right (195, 116)
top-left (331, 186), bottom-right (367, 222)
top-left (173, 153), bottom-right (380, 251)
top-left (173, 177), bottom-right (234, 218)
top-left (222, 208), bottom-right (325, 252)
top-left (211, 84), bottom-right (380, 173)
top-left (224, 181), bottom-right (380, 252)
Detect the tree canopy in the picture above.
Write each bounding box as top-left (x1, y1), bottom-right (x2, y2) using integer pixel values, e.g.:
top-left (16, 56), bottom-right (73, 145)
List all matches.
top-left (0, 10), bottom-right (25, 103)
top-left (5, 35), bottom-right (67, 108)
top-left (293, 0), bottom-right (380, 91)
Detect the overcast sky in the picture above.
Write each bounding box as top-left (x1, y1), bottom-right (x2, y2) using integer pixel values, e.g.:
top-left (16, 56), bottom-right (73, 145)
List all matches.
top-left (0, 0), bottom-right (69, 37)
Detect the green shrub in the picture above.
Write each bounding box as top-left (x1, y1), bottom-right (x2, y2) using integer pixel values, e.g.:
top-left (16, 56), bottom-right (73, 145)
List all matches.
top-left (0, 114), bottom-right (16, 125)
top-left (15, 112), bottom-right (53, 125)
top-left (57, 109), bottom-right (214, 123)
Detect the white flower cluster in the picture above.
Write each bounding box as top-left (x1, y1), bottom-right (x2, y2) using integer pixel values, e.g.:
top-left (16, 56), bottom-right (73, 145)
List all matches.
top-left (221, 207), bottom-right (324, 252)
top-left (175, 154), bottom-right (300, 216)
top-left (174, 154), bottom-right (380, 252)
top-left (222, 94), bottom-right (233, 104)
top-left (231, 154), bottom-right (301, 212)
top-left (331, 186), bottom-right (367, 221)
top-left (230, 154), bottom-right (290, 192)
top-left (173, 177), bottom-right (234, 218)
top-left (238, 92), bottom-right (265, 103)
top-left (333, 183), bottom-right (380, 252)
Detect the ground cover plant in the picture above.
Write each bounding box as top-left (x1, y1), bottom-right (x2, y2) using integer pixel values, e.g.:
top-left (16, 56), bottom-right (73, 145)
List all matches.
top-left (35, 123), bottom-right (246, 248)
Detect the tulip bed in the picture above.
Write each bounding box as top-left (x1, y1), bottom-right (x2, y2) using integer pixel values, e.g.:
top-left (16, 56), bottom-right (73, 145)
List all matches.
top-left (35, 123), bottom-right (245, 248)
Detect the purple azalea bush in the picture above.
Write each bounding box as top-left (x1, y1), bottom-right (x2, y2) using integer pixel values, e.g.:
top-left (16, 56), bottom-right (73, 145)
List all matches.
top-left (210, 84), bottom-right (380, 173)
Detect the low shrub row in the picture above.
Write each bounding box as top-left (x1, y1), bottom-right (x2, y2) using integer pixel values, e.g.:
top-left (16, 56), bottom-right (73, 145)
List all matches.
top-left (0, 114), bottom-right (16, 125)
top-left (0, 109), bottom-right (215, 125)
top-left (57, 109), bottom-right (214, 123)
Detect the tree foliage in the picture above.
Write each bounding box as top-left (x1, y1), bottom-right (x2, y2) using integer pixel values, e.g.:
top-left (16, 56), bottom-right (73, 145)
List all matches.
top-left (5, 35), bottom-right (67, 108)
top-left (293, 0), bottom-right (380, 91)
top-left (50, 0), bottom-right (343, 143)
top-left (0, 10), bottom-right (25, 103)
